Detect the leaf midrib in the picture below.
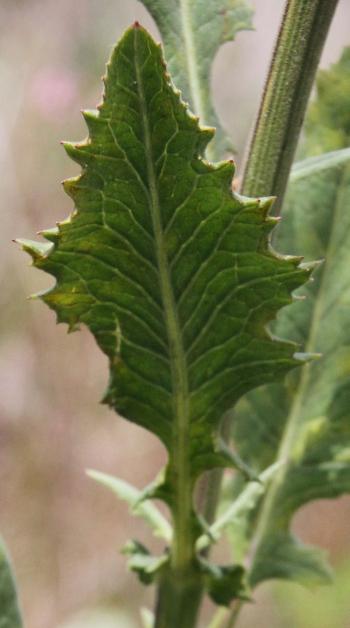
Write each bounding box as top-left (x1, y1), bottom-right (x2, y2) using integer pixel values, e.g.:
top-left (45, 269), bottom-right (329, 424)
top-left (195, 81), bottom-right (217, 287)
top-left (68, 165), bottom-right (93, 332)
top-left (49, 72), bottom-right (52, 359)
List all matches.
top-left (248, 163), bottom-right (350, 582)
top-left (133, 28), bottom-right (193, 570)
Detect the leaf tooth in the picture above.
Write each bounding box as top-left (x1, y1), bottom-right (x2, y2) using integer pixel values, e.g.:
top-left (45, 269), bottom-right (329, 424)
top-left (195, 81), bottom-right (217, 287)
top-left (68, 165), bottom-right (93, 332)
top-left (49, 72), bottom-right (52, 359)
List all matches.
top-left (38, 227), bottom-right (60, 244)
top-left (62, 141), bottom-right (90, 166)
top-left (294, 351), bottom-right (322, 363)
top-left (56, 211), bottom-right (77, 232)
top-left (15, 238), bottom-right (53, 263)
top-left (27, 285), bottom-right (55, 302)
top-left (266, 215), bottom-right (282, 226)
top-left (62, 176), bottom-right (81, 199)
top-left (81, 108), bottom-right (99, 119)
top-left (299, 259), bottom-right (324, 273)
top-left (257, 195), bottom-right (277, 217)
top-left (212, 159), bottom-right (236, 185)
top-left (102, 70), bottom-right (108, 84)
top-left (41, 292), bottom-right (79, 330)
top-left (282, 254), bottom-right (305, 267)
top-left (81, 108), bottom-right (101, 135)
top-left (196, 125), bottom-right (216, 154)
top-left (292, 293), bottom-right (307, 302)
top-left (234, 193), bottom-right (276, 215)
top-left (262, 215), bottom-right (281, 236)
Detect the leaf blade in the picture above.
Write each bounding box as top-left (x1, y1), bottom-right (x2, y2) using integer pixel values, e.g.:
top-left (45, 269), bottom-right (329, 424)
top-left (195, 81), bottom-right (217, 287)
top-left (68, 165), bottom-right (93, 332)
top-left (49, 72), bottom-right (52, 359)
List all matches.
top-left (21, 24), bottom-right (309, 589)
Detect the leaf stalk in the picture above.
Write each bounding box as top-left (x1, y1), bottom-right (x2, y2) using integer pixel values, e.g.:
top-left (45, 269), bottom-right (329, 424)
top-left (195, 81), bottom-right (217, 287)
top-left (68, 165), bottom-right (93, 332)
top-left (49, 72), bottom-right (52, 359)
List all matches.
top-left (241, 0), bottom-right (339, 211)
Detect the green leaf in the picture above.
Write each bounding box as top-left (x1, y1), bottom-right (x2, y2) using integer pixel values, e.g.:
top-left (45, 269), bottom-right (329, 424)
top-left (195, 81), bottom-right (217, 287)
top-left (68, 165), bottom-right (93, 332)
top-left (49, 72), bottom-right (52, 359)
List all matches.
top-left (138, 0), bottom-right (254, 160)
top-left (200, 558), bottom-right (249, 606)
top-left (87, 469), bottom-right (172, 542)
top-left (302, 47), bottom-right (350, 156)
top-left (0, 539), bottom-right (23, 628)
top-left (20, 24), bottom-right (308, 593)
top-left (273, 559), bottom-right (350, 628)
top-left (290, 147), bottom-right (350, 182)
top-left (123, 540), bottom-right (168, 585)
top-left (231, 48), bottom-right (350, 587)
top-left (123, 539), bottom-right (246, 608)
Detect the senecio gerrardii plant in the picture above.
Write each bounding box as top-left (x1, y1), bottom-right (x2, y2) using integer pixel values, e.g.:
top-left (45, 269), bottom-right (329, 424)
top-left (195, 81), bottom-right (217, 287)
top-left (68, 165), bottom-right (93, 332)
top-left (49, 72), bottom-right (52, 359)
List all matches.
top-left (3, 0), bottom-right (350, 626)
top-left (19, 22), bottom-right (312, 623)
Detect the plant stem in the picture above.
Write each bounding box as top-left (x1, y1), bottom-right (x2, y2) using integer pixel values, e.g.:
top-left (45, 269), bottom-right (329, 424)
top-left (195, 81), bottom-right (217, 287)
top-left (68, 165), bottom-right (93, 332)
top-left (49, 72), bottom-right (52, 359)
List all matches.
top-left (241, 0), bottom-right (339, 211)
top-left (225, 600), bottom-right (243, 628)
top-left (208, 600), bottom-right (244, 628)
top-left (154, 568), bottom-right (203, 628)
top-left (207, 607), bottom-right (230, 628)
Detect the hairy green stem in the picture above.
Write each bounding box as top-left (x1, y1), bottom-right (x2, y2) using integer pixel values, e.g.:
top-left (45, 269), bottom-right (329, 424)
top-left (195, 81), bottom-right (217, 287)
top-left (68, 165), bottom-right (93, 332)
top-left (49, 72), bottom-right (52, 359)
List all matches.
top-left (208, 600), bottom-right (243, 628)
top-left (155, 570), bottom-right (203, 628)
top-left (207, 607), bottom-right (229, 628)
top-left (241, 0), bottom-right (339, 211)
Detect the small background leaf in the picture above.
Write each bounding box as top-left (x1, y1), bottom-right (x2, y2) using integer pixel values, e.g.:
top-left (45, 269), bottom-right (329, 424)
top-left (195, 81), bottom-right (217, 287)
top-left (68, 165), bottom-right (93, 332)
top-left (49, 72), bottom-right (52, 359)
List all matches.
top-left (196, 463), bottom-right (279, 554)
top-left (138, 0), bottom-right (254, 159)
top-left (301, 47), bottom-right (350, 156)
top-left (87, 469), bottom-right (172, 542)
top-left (273, 559), bottom-right (350, 628)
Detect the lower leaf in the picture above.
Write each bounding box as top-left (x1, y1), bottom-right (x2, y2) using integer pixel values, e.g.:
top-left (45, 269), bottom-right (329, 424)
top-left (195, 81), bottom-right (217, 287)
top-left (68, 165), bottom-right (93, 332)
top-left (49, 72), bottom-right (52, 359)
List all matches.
top-left (0, 539), bottom-right (23, 628)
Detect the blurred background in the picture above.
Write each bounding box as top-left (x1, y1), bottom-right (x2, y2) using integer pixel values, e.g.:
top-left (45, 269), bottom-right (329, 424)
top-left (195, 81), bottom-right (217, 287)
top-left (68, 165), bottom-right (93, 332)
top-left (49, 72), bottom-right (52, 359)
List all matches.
top-left (1, 1), bottom-right (350, 626)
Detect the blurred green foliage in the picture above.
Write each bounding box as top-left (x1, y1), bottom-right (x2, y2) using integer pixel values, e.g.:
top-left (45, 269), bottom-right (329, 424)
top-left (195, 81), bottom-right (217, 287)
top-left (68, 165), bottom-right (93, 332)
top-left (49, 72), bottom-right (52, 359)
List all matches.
top-left (302, 47), bottom-right (350, 154)
top-left (273, 559), bottom-right (350, 628)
